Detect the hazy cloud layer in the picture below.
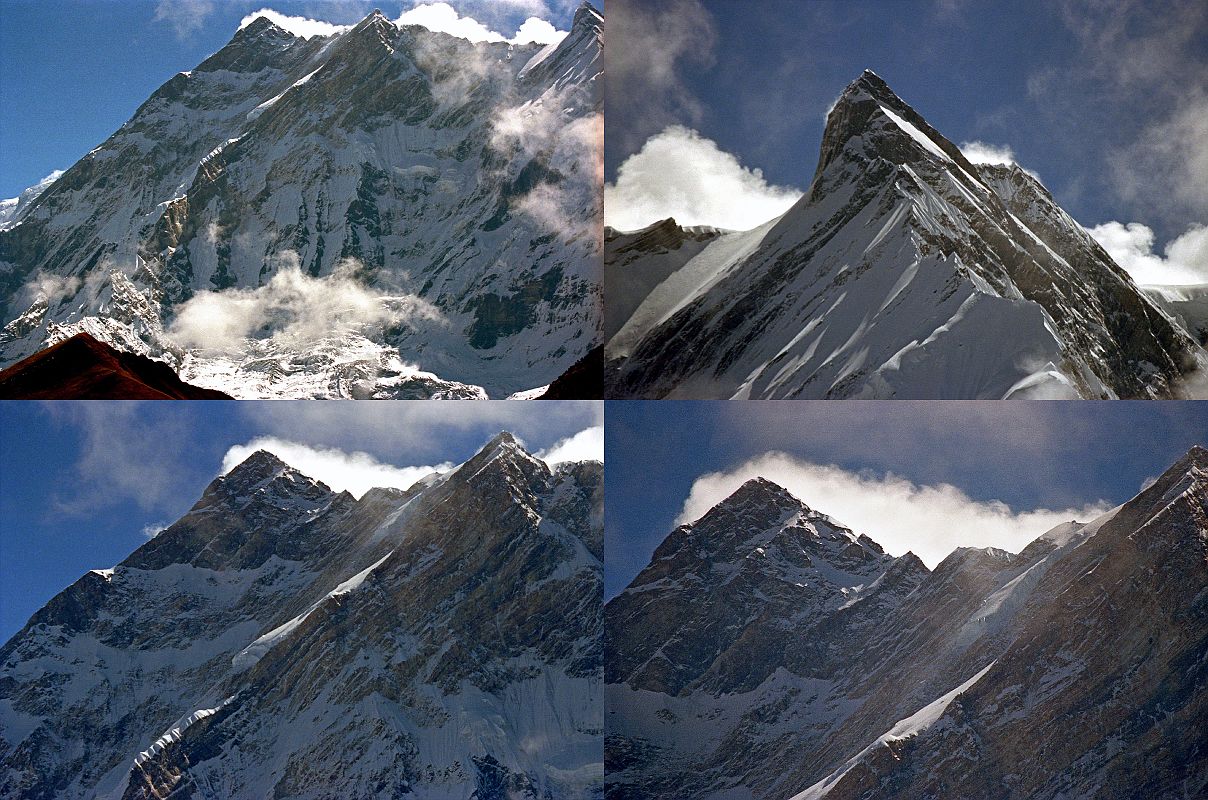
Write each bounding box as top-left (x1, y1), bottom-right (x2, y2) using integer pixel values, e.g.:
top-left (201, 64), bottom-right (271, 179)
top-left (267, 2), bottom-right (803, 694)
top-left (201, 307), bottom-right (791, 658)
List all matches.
top-left (1087, 221), bottom-right (1208, 286)
top-left (168, 254), bottom-right (444, 352)
top-left (606, 0), bottom-right (717, 159)
top-left (155, 0), bottom-right (216, 38)
top-left (45, 403), bottom-right (195, 519)
top-left (222, 436), bottom-right (452, 498)
top-left (1036, 0), bottom-right (1208, 240)
top-left (675, 452), bottom-right (1112, 568)
top-left (605, 125), bottom-right (803, 231)
top-left (535, 425), bottom-right (604, 464)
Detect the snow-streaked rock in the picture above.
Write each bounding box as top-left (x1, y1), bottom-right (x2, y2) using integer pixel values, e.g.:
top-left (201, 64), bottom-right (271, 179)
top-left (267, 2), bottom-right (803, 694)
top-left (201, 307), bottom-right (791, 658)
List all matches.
top-left (0, 435), bottom-right (603, 799)
top-left (605, 70), bottom-right (1207, 399)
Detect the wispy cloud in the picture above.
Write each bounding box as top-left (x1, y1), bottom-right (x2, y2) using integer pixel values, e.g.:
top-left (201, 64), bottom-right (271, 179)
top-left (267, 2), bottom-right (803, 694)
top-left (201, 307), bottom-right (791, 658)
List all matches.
top-left (606, 0), bottom-right (717, 158)
top-left (154, 0), bottom-right (216, 39)
top-left (675, 452), bottom-right (1112, 568)
top-left (605, 125), bottom-right (803, 231)
top-left (44, 403), bottom-right (194, 518)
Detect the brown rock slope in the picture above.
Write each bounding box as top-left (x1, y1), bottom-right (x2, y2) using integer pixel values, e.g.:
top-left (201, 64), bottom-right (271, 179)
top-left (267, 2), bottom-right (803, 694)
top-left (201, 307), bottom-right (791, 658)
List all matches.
top-left (0, 333), bottom-right (231, 399)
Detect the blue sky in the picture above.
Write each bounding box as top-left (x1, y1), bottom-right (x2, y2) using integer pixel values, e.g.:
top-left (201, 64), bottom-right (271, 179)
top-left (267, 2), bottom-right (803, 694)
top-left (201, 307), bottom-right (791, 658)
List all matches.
top-left (605, 0), bottom-right (1206, 253)
top-left (0, 0), bottom-right (587, 198)
top-left (0, 400), bottom-right (602, 643)
top-left (605, 401), bottom-right (1208, 599)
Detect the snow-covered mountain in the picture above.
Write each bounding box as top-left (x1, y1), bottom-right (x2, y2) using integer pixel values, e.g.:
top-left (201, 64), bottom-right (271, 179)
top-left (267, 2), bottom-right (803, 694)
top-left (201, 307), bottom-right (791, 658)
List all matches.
top-left (0, 4), bottom-right (603, 399)
top-left (605, 70), bottom-right (1207, 399)
top-left (0, 435), bottom-right (603, 799)
top-left (605, 447), bottom-right (1208, 799)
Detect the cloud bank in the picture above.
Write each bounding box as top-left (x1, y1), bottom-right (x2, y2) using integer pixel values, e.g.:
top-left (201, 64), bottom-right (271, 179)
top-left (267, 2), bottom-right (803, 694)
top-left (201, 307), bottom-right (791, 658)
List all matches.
top-left (535, 425), bottom-right (603, 465)
top-left (1087, 221), bottom-right (1208, 286)
top-left (238, 8), bottom-right (351, 38)
top-left (396, 2), bottom-right (566, 44)
top-left (675, 452), bottom-right (1112, 568)
top-left (222, 437), bottom-right (452, 499)
top-left (604, 125), bottom-right (804, 232)
top-left (167, 255), bottom-right (444, 351)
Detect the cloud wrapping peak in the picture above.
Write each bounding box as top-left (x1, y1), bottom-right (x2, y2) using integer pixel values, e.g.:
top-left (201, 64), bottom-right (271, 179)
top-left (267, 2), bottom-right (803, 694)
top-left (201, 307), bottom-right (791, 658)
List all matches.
top-left (604, 125), bottom-right (803, 232)
top-left (222, 437), bottom-right (453, 499)
top-left (1087, 221), bottom-right (1208, 286)
top-left (675, 452), bottom-right (1112, 568)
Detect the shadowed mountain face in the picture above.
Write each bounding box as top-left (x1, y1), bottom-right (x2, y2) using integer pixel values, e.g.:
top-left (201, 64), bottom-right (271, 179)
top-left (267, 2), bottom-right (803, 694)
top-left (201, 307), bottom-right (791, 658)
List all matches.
top-left (605, 447), bottom-right (1208, 800)
top-left (0, 436), bottom-right (604, 799)
top-left (605, 70), bottom-right (1207, 400)
top-left (0, 332), bottom-right (232, 399)
top-left (0, 4), bottom-right (603, 399)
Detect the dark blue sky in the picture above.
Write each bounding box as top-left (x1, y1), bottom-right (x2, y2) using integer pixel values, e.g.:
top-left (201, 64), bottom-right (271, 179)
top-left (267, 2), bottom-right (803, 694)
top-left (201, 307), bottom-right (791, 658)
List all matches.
top-left (604, 401), bottom-right (1208, 599)
top-left (0, 0), bottom-right (586, 198)
top-left (0, 400), bottom-right (601, 643)
top-left (606, 0), bottom-right (1207, 245)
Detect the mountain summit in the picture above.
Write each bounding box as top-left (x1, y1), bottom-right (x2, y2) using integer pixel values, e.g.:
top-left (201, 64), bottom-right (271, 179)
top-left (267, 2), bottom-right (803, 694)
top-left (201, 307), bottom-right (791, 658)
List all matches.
top-left (0, 7), bottom-right (604, 398)
top-left (605, 71), bottom-right (1207, 399)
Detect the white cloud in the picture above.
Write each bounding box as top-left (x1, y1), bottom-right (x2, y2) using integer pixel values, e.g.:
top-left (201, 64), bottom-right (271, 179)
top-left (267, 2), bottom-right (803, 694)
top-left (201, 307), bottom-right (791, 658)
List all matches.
top-left (236, 401), bottom-right (602, 462)
top-left (536, 426), bottom-right (603, 465)
top-left (959, 140), bottom-right (1042, 180)
top-left (396, 2), bottom-right (566, 44)
top-left (674, 452), bottom-right (1112, 568)
top-left (238, 8), bottom-right (350, 38)
top-left (222, 437), bottom-right (452, 499)
top-left (155, 0), bottom-right (215, 38)
top-left (1087, 221), bottom-right (1208, 285)
top-left (604, 125), bottom-right (803, 232)
top-left (141, 522), bottom-right (168, 539)
top-left (510, 16), bottom-right (564, 45)
top-left (167, 254), bottom-right (445, 352)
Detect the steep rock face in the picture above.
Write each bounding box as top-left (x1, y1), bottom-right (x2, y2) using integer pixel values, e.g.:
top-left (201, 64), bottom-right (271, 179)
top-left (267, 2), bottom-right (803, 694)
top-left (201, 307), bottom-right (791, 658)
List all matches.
top-left (604, 480), bottom-right (928, 799)
top-left (605, 70), bottom-right (1206, 399)
top-left (605, 449), bottom-right (1208, 800)
top-left (0, 5), bottom-right (603, 399)
top-left (0, 437), bottom-right (604, 799)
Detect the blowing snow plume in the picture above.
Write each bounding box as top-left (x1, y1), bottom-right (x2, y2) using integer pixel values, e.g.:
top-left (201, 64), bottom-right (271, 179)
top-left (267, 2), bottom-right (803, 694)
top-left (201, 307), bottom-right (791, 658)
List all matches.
top-left (168, 254), bottom-right (444, 352)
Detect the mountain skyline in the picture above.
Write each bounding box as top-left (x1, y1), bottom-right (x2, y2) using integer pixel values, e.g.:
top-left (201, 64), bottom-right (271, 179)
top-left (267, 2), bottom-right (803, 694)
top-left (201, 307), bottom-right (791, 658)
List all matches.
top-left (1, 0), bottom-right (587, 200)
top-left (0, 400), bottom-right (602, 644)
